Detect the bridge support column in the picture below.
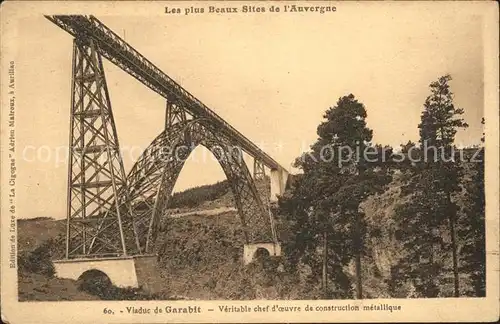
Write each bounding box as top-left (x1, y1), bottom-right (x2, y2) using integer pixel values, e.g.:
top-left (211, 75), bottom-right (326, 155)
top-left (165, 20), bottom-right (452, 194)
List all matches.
top-left (243, 243), bottom-right (281, 265)
top-left (53, 255), bottom-right (158, 291)
top-left (64, 37), bottom-right (141, 258)
top-left (253, 159), bottom-right (266, 180)
top-left (270, 168), bottom-right (289, 202)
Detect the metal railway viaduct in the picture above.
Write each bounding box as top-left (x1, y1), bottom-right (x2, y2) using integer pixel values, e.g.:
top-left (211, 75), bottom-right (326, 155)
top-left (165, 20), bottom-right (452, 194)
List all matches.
top-left (46, 15), bottom-right (289, 289)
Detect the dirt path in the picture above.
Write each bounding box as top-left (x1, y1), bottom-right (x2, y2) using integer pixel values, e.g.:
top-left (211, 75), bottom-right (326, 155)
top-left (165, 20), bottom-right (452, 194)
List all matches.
top-left (169, 207), bottom-right (236, 218)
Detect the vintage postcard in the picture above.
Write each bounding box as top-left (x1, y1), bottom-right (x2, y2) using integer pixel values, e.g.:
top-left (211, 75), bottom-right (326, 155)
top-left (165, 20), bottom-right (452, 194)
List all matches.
top-left (1, 1), bottom-right (499, 323)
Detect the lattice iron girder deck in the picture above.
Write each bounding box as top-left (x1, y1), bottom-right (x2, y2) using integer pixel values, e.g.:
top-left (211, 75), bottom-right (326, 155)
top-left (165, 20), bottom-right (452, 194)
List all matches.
top-left (46, 15), bottom-right (284, 171)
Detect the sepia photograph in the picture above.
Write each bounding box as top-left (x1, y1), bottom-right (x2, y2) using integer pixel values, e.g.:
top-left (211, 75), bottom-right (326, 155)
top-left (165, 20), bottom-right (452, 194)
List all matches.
top-left (1, 1), bottom-right (498, 323)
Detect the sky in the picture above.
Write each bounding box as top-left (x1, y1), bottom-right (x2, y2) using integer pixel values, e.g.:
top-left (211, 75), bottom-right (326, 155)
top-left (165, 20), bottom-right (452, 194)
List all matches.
top-left (12, 3), bottom-right (485, 219)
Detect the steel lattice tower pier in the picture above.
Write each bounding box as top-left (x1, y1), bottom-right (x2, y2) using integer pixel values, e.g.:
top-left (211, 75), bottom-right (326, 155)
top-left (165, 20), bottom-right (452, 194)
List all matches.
top-left (65, 37), bottom-right (141, 259)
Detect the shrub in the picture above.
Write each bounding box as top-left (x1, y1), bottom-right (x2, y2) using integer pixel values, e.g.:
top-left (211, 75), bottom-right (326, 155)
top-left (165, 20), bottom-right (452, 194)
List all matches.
top-left (77, 270), bottom-right (113, 297)
top-left (18, 239), bottom-right (58, 277)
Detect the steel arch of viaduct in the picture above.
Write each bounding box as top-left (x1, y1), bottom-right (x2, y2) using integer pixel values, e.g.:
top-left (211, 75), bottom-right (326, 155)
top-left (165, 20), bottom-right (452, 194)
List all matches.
top-left (123, 119), bottom-right (275, 254)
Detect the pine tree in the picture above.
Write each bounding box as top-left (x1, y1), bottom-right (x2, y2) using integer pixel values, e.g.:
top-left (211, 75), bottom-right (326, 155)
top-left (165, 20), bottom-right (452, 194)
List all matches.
top-left (458, 118), bottom-right (485, 296)
top-left (394, 75), bottom-right (468, 297)
top-left (280, 94), bottom-right (392, 299)
top-left (393, 171), bottom-right (447, 297)
top-left (280, 159), bottom-right (349, 298)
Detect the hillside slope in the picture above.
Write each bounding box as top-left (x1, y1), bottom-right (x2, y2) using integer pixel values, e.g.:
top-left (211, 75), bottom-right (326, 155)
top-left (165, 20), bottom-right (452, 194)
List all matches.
top-left (18, 170), bottom-right (481, 300)
top-left (17, 210), bottom-right (303, 300)
top-left (16, 180), bottom-right (281, 300)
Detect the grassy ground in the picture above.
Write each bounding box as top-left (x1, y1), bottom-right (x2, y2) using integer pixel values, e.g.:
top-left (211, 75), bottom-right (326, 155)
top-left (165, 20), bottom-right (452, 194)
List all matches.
top-left (17, 217), bottom-right (65, 254)
top-left (18, 271), bottom-right (99, 301)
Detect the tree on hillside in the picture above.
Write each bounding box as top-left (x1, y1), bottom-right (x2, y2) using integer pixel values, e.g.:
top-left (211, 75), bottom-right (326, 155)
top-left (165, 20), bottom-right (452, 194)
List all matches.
top-left (458, 118), bottom-right (485, 296)
top-left (280, 145), bottom-right (351, 298)
top-left (280, 94), bottom-right (392, 299)
top-left (394, 74), bottom-right (468, 297)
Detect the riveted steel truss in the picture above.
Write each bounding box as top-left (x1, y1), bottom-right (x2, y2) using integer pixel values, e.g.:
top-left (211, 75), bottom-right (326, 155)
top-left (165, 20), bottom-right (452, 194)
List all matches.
top-left (252, 160), bottom-right (278, 246)
top-left (123, 105), bottom-right (278, 253)
top-left (253, 159), bottom-right (266, 180)
top-left (65, 38), bottom-right (141, 259)
top-left (46, 15), bottom-right (283, 170)
top-left (55, 16), bottom-right (281, 260)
